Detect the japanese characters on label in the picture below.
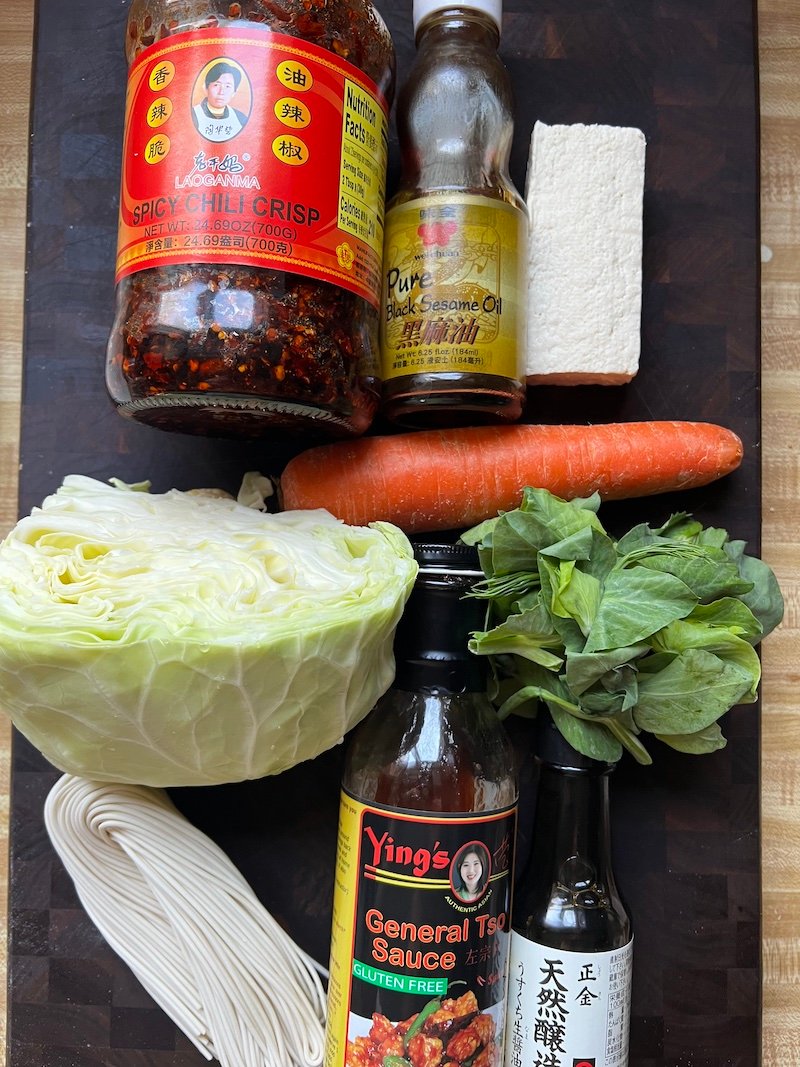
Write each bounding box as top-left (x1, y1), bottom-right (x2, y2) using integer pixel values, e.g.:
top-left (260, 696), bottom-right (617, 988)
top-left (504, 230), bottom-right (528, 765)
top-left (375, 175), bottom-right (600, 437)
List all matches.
top-left (504, 936), bottom-right (633, 1067)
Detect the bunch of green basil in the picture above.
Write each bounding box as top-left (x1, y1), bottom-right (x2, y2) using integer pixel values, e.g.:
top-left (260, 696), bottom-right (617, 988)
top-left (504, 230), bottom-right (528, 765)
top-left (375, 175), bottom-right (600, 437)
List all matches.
top-left (462, 488), bottom-right (784, 764)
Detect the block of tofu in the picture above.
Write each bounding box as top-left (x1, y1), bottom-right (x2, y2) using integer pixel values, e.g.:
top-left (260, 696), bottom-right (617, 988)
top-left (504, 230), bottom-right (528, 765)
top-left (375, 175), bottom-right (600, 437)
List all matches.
top-left (525, 121), bottom-right (646, 385)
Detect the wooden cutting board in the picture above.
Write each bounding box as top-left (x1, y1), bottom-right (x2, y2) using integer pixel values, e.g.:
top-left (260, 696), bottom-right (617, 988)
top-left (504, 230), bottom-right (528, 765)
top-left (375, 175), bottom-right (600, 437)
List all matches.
top-left (12, 0), bottom-right (761, 1063)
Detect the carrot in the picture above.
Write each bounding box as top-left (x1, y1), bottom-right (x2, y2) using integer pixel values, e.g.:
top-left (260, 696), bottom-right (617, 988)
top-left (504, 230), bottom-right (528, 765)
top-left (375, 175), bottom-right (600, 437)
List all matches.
top-left (279, 421), bottom-right (744, 534)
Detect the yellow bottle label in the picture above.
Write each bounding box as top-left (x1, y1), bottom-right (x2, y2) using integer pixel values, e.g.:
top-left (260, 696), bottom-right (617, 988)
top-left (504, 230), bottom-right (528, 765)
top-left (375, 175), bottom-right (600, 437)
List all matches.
top-left (324, 790), bottom-right (517, 1067)
top-left (380, 194), bottom-right (527, 380)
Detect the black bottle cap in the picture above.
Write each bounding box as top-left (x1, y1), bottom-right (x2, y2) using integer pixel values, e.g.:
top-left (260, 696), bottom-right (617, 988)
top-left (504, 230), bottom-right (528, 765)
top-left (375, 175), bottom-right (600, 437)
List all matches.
top-left (391, 541), bottom-right (488, 692)
top-left (534, 709), bottom-right (615, 772)
top-left (413, 541), bottom-right (485, 573)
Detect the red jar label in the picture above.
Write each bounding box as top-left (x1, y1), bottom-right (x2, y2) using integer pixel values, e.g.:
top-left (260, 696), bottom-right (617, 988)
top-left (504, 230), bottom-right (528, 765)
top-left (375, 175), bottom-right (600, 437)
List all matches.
top-left (325, 792), bottom-right (517, 1067)
top-left (116, 27), bottom-right (389, 307)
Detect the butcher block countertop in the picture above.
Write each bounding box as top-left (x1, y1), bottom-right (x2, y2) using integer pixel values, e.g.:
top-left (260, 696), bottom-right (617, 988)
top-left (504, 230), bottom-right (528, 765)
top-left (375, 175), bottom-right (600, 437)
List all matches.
top-left (0, 0), bottom-right (798, 1063)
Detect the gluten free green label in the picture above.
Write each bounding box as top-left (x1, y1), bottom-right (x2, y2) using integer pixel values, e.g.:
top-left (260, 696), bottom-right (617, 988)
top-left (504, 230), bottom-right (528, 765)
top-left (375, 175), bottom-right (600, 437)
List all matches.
top-left (352, 960), bottom-right (447, 996)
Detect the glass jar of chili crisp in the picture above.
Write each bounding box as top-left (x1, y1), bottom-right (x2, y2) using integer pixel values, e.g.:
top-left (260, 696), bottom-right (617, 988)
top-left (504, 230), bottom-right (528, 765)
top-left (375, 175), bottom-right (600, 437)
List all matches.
top-left (106, 0), bottom-right (395, 439)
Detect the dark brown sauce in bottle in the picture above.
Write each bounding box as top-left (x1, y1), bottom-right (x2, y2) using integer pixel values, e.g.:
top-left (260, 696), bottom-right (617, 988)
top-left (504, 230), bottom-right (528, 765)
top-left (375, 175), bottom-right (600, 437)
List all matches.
top-left (343, 543), bottom-right (517, 812)
top-left (504, 713), bottom-right (632, 1066)
top-left (515, 720), bottom-right (631, 953)
top-left (325, 544), bottom-right (519, 1066)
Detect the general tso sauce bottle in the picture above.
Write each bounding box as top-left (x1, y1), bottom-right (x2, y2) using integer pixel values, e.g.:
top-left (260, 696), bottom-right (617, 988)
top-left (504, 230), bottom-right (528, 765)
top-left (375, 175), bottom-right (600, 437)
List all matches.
top-left (379, 0), bottom-right (527, 427)
top-left (504, 713), bottom-right (633, 1067)
top-left (325, 542), bottom-right (518, 1067)
top-left (107, 0), bottom-right (394, 438)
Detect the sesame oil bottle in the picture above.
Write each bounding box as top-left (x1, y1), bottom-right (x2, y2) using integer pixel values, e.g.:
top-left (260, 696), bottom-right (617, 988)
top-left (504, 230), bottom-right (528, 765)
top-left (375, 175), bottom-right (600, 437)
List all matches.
top-left (379, 0), bottom-right (527, 427)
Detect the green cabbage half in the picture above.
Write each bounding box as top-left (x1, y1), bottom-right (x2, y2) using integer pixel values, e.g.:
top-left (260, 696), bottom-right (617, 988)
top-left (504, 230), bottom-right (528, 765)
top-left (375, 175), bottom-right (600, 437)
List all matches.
top-left (0, 476), bottom-right (418, 787)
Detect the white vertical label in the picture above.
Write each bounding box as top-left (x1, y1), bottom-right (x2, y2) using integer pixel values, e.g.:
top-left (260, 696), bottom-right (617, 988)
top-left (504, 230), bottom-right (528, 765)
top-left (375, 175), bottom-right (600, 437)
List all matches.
top-left (504, 932), bottom-right (633, 1067)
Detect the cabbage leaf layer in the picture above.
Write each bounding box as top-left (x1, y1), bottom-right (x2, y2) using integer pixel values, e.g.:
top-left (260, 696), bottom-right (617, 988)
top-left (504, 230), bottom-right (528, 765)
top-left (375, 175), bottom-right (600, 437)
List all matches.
top-left (0, 476), bottom-right (418, 786)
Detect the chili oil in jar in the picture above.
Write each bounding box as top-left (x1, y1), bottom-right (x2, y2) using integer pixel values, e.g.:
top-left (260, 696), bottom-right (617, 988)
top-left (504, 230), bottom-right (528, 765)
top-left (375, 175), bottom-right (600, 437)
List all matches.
top-left (107, 0), bottom-right (395, 438)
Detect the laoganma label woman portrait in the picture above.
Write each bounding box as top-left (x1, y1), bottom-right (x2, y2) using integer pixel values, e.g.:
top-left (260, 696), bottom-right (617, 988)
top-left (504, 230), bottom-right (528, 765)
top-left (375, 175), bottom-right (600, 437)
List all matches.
top-left (192, 60), bottom-right (251, 142)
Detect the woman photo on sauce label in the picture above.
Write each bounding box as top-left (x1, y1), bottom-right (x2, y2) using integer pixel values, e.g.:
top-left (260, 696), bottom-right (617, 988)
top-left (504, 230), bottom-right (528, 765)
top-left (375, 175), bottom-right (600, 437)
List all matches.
top-left (192, 59), bottom-right (251, 142)
top-left (450, 842), bottom-right (491, 904)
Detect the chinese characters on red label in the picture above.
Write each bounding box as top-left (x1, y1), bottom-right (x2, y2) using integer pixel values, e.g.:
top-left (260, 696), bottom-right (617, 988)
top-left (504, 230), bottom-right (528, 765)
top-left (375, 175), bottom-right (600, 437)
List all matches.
top-left (117, 28), bottom-right (389, 308)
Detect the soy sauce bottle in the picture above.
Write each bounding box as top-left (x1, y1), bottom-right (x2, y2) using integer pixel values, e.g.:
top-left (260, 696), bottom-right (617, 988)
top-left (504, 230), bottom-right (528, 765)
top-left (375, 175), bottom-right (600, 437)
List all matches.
top-left (379, 0), bottom-right (527, 427)
top-left (504, 712), bottom-right (633, 1067)
top-left (324, 543), bottom-right (518, 1067)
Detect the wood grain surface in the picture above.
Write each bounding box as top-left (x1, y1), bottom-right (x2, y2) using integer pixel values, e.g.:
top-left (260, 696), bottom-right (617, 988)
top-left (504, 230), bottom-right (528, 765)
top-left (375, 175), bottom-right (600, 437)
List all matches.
top-left (0, 1), bottom-right (798, 1064)
top-left (758, 0), bottom-right (800, 1059)
top-left (0, 2), bottom-right (33, 1060)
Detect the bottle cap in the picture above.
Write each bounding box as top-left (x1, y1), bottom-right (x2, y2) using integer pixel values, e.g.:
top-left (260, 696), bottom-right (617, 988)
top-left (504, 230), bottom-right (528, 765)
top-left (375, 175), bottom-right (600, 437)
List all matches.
top-left (412, 0), bottom-right (503, 34)
top-left (391, 541), bottom-right (487, 692)
top-left (413, 540), bottom-right (484, 576)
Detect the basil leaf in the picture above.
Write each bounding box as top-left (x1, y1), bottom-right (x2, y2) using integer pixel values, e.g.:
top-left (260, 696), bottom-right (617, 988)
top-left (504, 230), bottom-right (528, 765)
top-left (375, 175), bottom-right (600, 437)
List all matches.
top-left (538, 557), bottom-right (586, 653)
top-left (616, 515), bottom-right (700, 554)
top-left (629, 547), bottom-right (752, 601)
top-left (497, 683), bottom-right (559, 720)
top-left (548, 561), bottom-right (602, 635)
top-left (486, 512), bottom-right (547, 576)
top-left (541, 527), bottom-right (618, 581)
top-left (694, 525), bottom-right (731, 550)
top-left (462, 488), bottom-right (785, 766)
top-left (519, 486), bottom-right (602, 528)
top-left (579, 687), bottom-right (629, 717)
top-left (724, 542), bottom-right (785, 639)
top-left (687, 598), bottom-right (763, 637)
top-left (482, 490), bottom-right (603, 577)
top-left (539, 525), bottom-right (595, 562)
top-left (565, 644), bottom-right (650, 696)
top-left (651, 619), bottom-right (761, 702)
top-left (469, 610), bottom-right (563, 670)
top-left (615, 522), bottom-right (660, 555)
top-left (655, 513), bottom-right (704, 539)
top-left (461, 516), bottom-right (498, 549)
top-left (636, 651), bottom-right (678, 674)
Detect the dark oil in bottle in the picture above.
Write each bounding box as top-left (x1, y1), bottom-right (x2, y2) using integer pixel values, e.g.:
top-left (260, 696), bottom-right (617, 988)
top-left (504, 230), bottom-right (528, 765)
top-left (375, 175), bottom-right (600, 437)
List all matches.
top-left (504, 712), bottom-right (633, 1067)
top-left (380, 1), bottom-right (527, 428)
